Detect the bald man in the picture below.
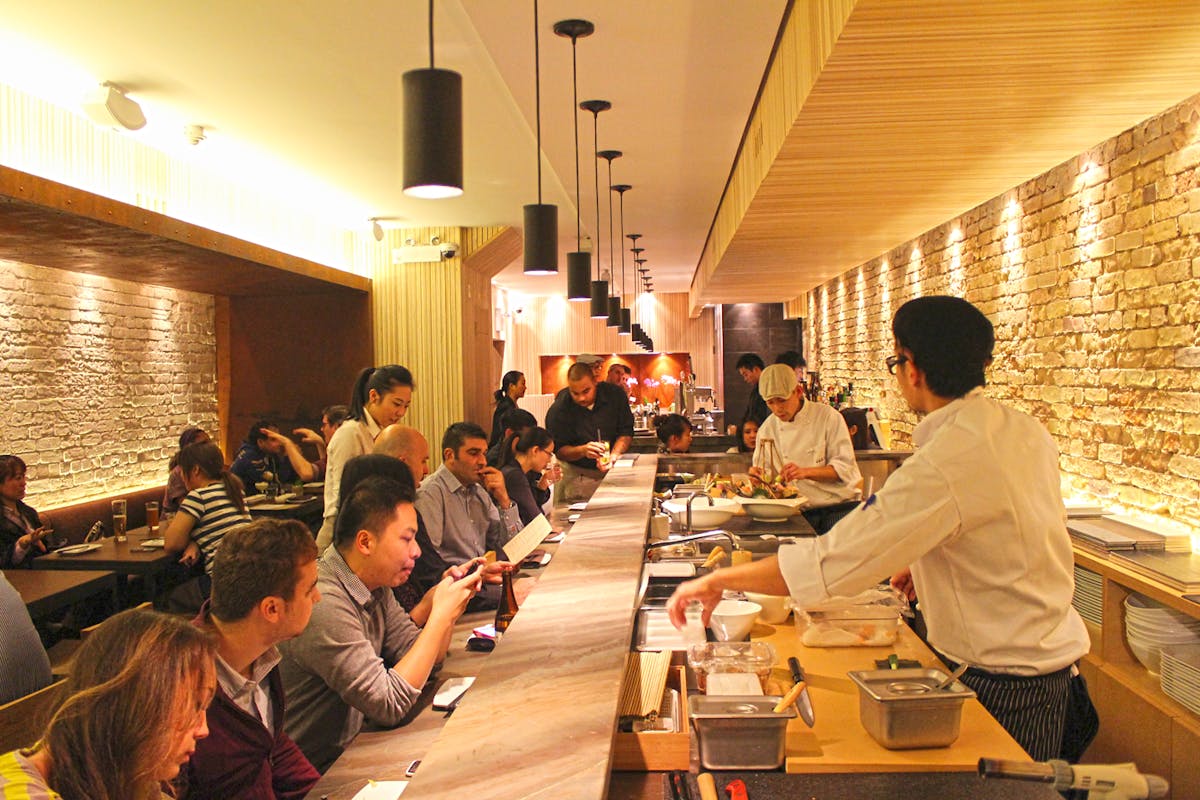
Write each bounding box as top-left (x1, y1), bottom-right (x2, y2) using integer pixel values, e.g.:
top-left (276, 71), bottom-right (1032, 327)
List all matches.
top-left (373, 424), bottom-right (431, 486)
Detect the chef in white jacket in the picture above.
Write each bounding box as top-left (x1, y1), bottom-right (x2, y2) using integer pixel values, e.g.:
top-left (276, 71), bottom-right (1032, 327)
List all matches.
top-left (749, 363), bottom-right (861, 533)
top-left (668, 296), bottom-right (1091, 762)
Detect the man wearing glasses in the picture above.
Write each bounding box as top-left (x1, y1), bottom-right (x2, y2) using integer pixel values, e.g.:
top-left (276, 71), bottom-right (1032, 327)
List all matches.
top-left (668, 296), bottom-right (1092, 763)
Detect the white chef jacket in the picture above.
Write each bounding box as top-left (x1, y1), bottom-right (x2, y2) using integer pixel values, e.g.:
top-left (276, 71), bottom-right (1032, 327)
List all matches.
top-left (778, 389), bottom-right (1090, 675)
top-left (753, 400), bottom-right (862, 506)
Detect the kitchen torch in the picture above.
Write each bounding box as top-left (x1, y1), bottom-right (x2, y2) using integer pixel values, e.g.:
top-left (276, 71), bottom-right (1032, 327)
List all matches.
top-left (979, 758), bottom-right (1168, 800)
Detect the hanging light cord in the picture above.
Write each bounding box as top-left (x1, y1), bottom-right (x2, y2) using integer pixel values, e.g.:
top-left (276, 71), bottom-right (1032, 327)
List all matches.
top-left (606, 162), bottom-right (616, 296)
top-left (592, 113), bottom-right (602, 280)
top-left (533, 0), bottom-right (543, 203)
top-left (427, 0), bottom-right (435, 69)
top-left (571, 40), bottom-right (581, 249)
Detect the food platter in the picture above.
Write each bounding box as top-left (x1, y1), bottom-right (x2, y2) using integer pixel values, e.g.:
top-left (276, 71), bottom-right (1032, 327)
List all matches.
top-left (734, 496), bottom-right (806, 522)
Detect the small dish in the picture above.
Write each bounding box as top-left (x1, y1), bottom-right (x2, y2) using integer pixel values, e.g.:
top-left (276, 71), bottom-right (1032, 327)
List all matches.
top-left (57, 543), bottom-right (102, 556)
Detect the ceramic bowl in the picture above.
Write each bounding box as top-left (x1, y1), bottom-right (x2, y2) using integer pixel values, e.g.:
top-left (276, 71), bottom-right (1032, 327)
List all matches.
top-left (708, 600), bottom-right (761, 641)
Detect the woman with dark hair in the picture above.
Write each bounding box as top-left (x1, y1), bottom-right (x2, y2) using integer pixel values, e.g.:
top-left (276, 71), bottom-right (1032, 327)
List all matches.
top-left (839, 407), bottom-right (879, 451)
top-left (317, 365), bottom-right (415, 551)
top-left (164, 442), bottom-right (251, 579)
top-left (0, 607), bottom-right (216, 800)
top-left (498, 427), bottom-right (556, 526)
top-left (734, 418), bottom-right (759, 454)
top-left (0, 455), bottom-right (49, 568)
top-left (489, 371), bottom-right (526, 448)
top-left (653, 414), bottom-right (693, 454)
top-left (163, 427), bottom-right (212, 515)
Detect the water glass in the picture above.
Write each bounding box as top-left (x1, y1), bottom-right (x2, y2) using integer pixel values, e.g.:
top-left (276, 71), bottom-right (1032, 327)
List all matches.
top-left (111, 499), bottom-right (127, 542)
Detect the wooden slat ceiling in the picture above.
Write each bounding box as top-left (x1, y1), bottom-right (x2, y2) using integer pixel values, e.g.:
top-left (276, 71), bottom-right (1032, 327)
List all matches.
top-left (0, 166), bottom-right (369, 297)
top-left (693, 0), bottom-right (1200, 305)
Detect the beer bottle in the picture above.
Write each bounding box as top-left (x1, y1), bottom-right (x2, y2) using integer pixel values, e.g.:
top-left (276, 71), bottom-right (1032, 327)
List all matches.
top-left (495, 567), bottom-right (519, 634)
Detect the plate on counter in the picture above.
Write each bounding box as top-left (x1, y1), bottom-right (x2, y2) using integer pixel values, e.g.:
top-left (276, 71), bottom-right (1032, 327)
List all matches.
top-left (56, 543), bottom-right (102, 556)
top-left (733, 496), bottom-right (806, 522)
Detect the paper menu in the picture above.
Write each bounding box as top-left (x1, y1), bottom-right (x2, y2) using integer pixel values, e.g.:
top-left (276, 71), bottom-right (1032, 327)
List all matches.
top-left (502, 513), bottom-right (551, 566)
top-left (351, 780), bottom-right (407, 800)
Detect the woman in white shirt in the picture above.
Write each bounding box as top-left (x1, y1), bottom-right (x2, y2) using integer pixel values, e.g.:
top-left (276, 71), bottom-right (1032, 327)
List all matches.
top-left (315, 365), bottom-right (415, 551)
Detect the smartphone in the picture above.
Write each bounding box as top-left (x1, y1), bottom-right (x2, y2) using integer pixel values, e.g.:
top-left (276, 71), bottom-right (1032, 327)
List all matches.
top-left (405, 759), bottom-right (420, 777)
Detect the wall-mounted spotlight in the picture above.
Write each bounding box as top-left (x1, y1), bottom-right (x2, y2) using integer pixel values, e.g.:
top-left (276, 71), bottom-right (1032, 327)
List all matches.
top-left (82, 82), bottom-right (145, 131)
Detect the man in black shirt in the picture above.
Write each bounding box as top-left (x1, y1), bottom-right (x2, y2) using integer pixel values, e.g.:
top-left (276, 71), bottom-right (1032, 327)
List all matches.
top-left (545, 363), bottom-right (634, 503)
top-left (736, 353), bottom-right (769, 427)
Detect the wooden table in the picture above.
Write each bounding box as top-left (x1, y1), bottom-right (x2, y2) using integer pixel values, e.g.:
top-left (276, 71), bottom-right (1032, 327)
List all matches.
top-left (3, 568), bottom-right (118, 621)
top-left (246, 495), bottom-right (324, 533)
top-left (30, 529), bottom-right (176, 602)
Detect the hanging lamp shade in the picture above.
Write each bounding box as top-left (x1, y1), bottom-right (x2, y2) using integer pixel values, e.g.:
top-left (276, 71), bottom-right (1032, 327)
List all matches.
top-left (403, 68), bottom-right (462, 198)
top-left (590, 276), bottom-right (610, 318)
top-left (555, 19), bottom-right (595, 300)
top-left (523, 0), bottom-right (557, 274)
top-left (567, 251), bottom-right (591, 299)
top-left (581, 99), bottom-right (611, 318)
top-left (606, 295), bottom-right (621, 327)
top-left (619, 307), bottom-right (632, 335)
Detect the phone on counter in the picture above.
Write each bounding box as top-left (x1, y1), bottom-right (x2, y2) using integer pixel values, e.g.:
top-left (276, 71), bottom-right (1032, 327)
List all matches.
top-left (404, 759), bottom-right (421, 777)
top-left (433, 676), bottom-right (476, 710)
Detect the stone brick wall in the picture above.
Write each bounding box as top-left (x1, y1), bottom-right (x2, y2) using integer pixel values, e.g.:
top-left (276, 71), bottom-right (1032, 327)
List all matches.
top-left (0, 260), bottom-right (218, 509)
top-left (806, 95), bottom-right (1200, 531)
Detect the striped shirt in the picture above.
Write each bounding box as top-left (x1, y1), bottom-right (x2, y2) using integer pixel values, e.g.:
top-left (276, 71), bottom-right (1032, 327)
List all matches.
top-left (0, 751), bottom-right (60, 799)
top-left (179, 483), bottom-right (252, 575)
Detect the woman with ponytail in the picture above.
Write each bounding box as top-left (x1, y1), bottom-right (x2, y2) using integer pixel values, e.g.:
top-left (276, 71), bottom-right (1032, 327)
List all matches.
top-left (164, 442), bottom-right (251, 580)
top-left (317, 365), bottom-right (415, 551)
top-left (498, 427), bottom-right (557, 526)
top-left (0, 607), bottom-right (216, 800)
top-left (488, 371), bottom-right (526, 448)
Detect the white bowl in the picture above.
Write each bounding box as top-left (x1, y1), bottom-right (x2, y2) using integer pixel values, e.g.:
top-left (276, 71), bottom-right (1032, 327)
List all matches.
top-left (1127, 635), bottom-right (1163, 675)
top-left (662, 497), bottom-right (740, 530)
top-left (737, 496), bottom-right (806, 522)
top-left (708, 600), bottom-right (761, 641)
top-left (745, 592), bottom-right (790, 624)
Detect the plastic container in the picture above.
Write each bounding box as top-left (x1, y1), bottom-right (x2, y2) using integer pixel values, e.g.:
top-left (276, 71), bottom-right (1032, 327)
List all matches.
top-left (848, 668), bottom-right (976, 749)
top-left (794, 606), bottom-right (901, 647)
top-left (688, 695), bottom-right (795, 769)
top-left (687, 641), bottom-right (776, 693)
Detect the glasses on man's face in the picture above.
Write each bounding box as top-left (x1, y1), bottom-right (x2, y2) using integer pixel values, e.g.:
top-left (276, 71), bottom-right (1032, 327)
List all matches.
top-left (885, 354), bottom-right (909, 375)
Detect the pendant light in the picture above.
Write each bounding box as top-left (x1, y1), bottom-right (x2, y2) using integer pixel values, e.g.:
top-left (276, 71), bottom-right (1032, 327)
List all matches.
top-left (523, 0), bottom-right (557, 274)
top-left (553, 20), bottom-right (594, 300)
top-left (612, 190), bottom-right (632, 335)
top-left (599, 151), bottom-right (622, 327)
top-left (620, 229), bottom-right (640, 335)
top-left (403, 0), bottom-right (463, 199)
top-left (581, 99), bottom-right (612, 317)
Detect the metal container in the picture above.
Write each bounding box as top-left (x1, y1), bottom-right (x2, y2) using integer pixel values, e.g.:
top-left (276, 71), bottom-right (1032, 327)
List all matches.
top-left (848, 668), bottom-right (976, 749)
top-left (688, 695), bottom-right (795, 769)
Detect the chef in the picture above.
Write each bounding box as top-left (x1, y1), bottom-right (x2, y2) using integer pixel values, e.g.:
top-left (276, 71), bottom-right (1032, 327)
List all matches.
top-left (668, 296), bottom-right (1092, 762)
top-left (750, 363), bottom-right (861, 533)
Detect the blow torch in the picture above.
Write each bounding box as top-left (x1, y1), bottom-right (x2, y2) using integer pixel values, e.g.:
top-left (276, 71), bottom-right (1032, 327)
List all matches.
top-left (979, 758), bottom-right (1168, 800)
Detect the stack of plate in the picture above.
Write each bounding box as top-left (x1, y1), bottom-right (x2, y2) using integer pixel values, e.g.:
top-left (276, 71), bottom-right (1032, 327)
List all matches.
top-left (1160, 645), bottom-right (1200, 715)
top-left (1124, 594), bottom-right (1200, 675)
top-left (1072, 566), bottom-right (1103, 625)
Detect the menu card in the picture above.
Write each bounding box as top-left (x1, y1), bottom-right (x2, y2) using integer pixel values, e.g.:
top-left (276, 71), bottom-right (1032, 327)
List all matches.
top-left (502, 514), bottom-right (551, 567)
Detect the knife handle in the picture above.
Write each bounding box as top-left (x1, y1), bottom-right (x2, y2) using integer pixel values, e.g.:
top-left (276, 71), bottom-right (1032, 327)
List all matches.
top-left (788, 656), bottom-right (804, 682)
top-left (773, 681), bottom-right (806, 713)
top-left (697, 773), bottom-right (719, 800)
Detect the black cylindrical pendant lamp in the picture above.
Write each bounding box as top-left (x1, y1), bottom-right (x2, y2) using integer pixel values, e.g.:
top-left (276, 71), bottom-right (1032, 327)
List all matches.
top-left (619, 307), bottom-right (632, 335)
top-left (606, 295), bottom-right (621, 327)
top-left (554, 19), bottom-right (595, 300)
top-left (567, 251), bottom-right (591, 299)
top-left (523, 0), bottom-right (557, 274)
top-left (589, 279), bottom-right (609, 318)
top-left (403, 68), bottom-right (463, 198)
top-left (581, 99), bottom-right (611, 318)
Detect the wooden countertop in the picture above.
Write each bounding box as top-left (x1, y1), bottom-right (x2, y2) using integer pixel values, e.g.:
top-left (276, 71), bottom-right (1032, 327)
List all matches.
top-left (744, 621), bottom-right (1030, 772)
top-left (399, 456), bottom-right (658, 800)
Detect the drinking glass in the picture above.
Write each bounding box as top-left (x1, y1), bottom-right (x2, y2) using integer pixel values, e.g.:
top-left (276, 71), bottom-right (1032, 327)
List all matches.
top-left (145, 501), bottom-right (159, 535)
top-left (111, 499), bottom-right (128, 542)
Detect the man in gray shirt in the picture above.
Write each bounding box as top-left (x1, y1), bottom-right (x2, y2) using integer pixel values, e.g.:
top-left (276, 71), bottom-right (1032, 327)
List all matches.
top-left (0, 571), bottom-right (53, 704)
top-left (278, 476), bottom-right (480, 772)
top-left (416, 422), bottom-right (522, 566)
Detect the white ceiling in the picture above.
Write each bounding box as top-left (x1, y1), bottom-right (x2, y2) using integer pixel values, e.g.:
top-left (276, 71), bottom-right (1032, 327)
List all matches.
top-left (0, 0), bottom-right (786, 296)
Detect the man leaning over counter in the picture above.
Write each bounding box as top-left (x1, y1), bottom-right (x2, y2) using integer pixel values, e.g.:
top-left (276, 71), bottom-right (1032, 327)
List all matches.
top-left (545, 361), bottom-right (634, 503)
top-left (668, 296), bottom-right (1093, 762)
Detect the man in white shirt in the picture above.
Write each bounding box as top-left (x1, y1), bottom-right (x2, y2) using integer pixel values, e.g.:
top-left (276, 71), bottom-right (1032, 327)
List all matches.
top-left (668, 296), bottom-right (1092, 762)
top-left (750, 363), bottom-right (862, 533)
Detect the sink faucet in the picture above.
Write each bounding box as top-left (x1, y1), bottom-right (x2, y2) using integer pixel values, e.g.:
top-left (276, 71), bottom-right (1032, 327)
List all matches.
top-left (645, 529), bottom-right (738, 556)
top-left (685, 492), bottom-right (712, 535)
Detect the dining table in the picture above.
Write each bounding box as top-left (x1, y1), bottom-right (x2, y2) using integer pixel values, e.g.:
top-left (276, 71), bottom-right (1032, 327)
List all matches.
top-left (3, 567), bottom-right (118, 622)
top-left (29, 527), bottom-right (177, 603)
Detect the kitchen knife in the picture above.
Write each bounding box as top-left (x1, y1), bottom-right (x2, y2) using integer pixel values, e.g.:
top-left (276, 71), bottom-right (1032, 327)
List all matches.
top-left (788, 656), bottom-right (816, 727)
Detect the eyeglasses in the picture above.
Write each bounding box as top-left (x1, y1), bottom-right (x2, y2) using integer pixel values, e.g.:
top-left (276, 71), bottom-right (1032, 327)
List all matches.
top-left (885, 354), bottom-right (909, 375)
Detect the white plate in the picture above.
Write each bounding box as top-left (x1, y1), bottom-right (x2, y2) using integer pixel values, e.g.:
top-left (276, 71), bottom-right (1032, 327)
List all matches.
top-left (57, 543), bottom-right (102, 555)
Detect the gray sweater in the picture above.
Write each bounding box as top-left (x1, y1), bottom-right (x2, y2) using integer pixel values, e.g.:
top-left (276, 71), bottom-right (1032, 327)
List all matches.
top-left (277, 546), bottom-right (421, 772)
